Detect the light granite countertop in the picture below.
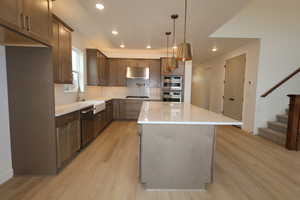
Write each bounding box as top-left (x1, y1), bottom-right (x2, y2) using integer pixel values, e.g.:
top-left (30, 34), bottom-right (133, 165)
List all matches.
top-left (55, 96), bottom-right (162, 117)
top-left (137, 102), bottom-right (243, 125)
top-left (55, 101), bottom-right (103, 117)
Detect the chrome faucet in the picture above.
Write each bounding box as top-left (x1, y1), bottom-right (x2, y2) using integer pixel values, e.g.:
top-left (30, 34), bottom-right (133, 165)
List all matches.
top-left (72, 71), bottom-right (85, 102)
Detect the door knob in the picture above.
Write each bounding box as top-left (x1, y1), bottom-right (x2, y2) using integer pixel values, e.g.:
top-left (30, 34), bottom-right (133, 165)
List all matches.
top-left (229, 98), bottom-right (235, 101)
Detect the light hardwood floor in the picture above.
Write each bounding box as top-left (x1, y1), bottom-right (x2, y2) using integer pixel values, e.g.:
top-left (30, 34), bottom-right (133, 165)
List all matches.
top-left (1, 121), bottom-right (300, 200)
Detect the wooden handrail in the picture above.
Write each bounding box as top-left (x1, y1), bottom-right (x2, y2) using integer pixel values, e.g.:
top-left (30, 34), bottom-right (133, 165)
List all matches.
top-left (261, 67), bottom-right (300, 97)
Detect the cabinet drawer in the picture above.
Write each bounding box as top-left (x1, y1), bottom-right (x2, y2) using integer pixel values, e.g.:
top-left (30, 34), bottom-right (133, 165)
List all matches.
top-left (56, 112), bottom-right (80, 127)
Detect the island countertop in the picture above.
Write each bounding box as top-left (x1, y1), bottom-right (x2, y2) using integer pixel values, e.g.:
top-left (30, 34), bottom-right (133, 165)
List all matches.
top-left (137, 102), bottom-right (243, 125)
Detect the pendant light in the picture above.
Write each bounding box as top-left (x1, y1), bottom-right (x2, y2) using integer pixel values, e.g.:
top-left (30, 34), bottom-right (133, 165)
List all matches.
top-left (177, 0), bottom-right (192, 61)
top-left (169, 14), bottom-right (178, 69)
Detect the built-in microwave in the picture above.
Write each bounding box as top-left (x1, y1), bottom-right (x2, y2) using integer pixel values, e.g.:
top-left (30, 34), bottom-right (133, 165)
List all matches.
top-left (162, 76), bottom-right (183, 91)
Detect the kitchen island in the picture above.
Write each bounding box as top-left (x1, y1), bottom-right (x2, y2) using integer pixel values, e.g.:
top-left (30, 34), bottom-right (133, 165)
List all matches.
top-left (137, 102), bottom-right (242, 191)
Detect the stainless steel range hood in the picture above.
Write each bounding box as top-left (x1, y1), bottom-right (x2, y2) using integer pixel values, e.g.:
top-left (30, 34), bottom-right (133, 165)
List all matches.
top-left (126, 66), bottom-right (149, 79)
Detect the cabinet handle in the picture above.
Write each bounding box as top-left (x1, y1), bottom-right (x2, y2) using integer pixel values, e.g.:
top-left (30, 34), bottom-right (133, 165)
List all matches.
top-left (20, 13), bottom-right (26, 29)
top-left (26, 16), bottom-right (32, 31)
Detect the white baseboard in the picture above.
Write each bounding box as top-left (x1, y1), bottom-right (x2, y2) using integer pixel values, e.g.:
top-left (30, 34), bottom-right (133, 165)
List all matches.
top-left (0, 169), bottom-right (13, 185)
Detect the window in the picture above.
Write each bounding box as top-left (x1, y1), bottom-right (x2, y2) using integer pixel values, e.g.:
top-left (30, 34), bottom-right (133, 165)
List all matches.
top-left (64, 48), bottom-right (84, 92)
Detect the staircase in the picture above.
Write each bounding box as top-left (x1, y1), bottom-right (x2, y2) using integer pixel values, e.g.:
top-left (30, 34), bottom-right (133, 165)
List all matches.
top-left (258, 109), bottom-right (288, 146)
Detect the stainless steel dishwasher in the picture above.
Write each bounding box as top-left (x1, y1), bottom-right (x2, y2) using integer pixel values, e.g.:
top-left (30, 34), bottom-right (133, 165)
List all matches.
top-left (80, 106), bottom-right (94, 148)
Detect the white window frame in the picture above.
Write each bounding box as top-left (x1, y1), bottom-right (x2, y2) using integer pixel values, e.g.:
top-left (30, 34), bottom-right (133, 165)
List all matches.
top-left (64, 47), bottom-right (84, 93)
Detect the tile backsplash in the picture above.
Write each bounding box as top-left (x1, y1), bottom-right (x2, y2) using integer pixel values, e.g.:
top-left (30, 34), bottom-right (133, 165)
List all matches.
top-left (54, 84), bottom-right (161, 105)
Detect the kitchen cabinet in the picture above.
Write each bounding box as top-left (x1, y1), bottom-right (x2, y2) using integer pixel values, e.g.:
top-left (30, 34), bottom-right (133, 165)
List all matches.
top-left (86, 49), bottom-right (108, 86)
top-left (124, 99), bottom-right (143, 120)
top-left (107, 58), bottom-right (161, 87)
top-left (93, 101), bottom-right (113, 137)
top-left (108, 59), bottom-right (127, 86)
top-left (148, 60), bottom-right (161, 88)
top-left (23, 0), bottom-right (52, 43)
top-left (106, 100), bottom-right (113, 124)
top-left (0, 0), bottom-right (21, 31)
top-left (113, 99), bottom-right (121, 120)
top-left (161, 57), bottom-right (185, 76)
top-left (0, 0), bottom-right (52, 46)
top-left (93, 110), bottom-right (106, 138)
top-left (113, 99), bottom-right (143, 120)
top-left (56, 112), bottom-right (81, 169)
top-left (52, 15), bottom-right (73, 84)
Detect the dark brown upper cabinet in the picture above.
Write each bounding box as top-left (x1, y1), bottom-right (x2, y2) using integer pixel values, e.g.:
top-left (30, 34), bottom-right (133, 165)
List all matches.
top-left (0, 0), bottom-right (21, 31)
top-left (0, 0), bottom-right (52, 46)
top-left (108, 59), bottom-right (127, 87)
top-left (161, 57), bottom-right (185, 76)
top-left (52, 15), bottom-right (73, 84)
top-left (107, 58), bottom-right (161, 88)
top-left (86, 49), bottom-right (108, 86)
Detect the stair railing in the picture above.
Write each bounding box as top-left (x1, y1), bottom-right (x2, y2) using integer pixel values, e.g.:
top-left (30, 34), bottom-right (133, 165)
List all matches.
top-left (261, 67), bottom-right (300, 98)
top-left (286, 95), bottom-right (300, 150)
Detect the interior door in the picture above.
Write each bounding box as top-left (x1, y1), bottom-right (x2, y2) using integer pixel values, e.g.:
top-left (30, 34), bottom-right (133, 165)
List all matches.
top-left (223, 54), bottom-right (246, 121)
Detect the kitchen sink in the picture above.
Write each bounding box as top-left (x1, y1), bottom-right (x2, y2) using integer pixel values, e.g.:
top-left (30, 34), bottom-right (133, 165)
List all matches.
top-left (82, 100), bottom-right (106, 114)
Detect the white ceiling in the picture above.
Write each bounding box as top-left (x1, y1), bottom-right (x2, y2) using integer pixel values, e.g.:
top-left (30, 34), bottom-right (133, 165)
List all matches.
top-left (53, 0), bottom-right (255, 64)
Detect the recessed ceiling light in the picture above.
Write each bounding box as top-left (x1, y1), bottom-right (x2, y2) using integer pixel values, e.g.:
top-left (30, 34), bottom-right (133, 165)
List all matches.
top-left (120, 44), bottom-right (125, 48)
top-left (112, 30), bottom-right (118, 35)
top-left (146, 45), bottom-right (151, 49)
top-left (173, 46), bottom-right (178, 49)
top-left (212, 47), bottom-right (218, 52)
top-left (96, 3), bottom-right (104, 10)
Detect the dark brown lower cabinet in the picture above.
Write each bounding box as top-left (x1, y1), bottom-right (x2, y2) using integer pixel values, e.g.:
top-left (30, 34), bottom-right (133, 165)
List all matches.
top-left (56, 111), bottom-right (81, 169)
top-left (93, 110), bottom-right (106, 138)
top-left (106, 100), bottom-right (113, 124)
top-left (113, 99), bottom-right (143, 120)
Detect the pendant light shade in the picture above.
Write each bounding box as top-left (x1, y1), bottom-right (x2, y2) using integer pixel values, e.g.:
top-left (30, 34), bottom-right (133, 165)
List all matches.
top-left (177, 0), bottom-right (192, 61)
top-left (177, 42), bottom-right (192, 61)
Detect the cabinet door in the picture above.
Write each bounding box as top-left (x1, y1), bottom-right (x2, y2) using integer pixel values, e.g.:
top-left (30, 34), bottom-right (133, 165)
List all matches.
top-left (59, 24), bottom-right (72, 84)
top-left (0, 0), bottom-right (21, 30)
top-left (69, 119), bottom-right (80, 155)
top-left (149, 60), bottom-right (161, 88)
top-left (104, 57), bottom-right (109, 85)
top-left (108, 59), bottom-right (126, 86)
top-left (117, 61), bottom-right (127, 86)
top-left (119, 100), bottom-right (126, 119)
top-left (98, 53), bottom-right (106, 86)
top-left (113, 99), bottom-right (120, 120)
top-left (124, 100), bottom-right (143, 120)
top-left (23, 0), bottom-right (51, 43)
top-left (87, 51), bottom-right (99, 86)
top-left (108, 59), bottom-right (119, 86)
top-left (52, 19), bottom-right (60, 82)
top-left (56, 125), bottom-right (71, 169)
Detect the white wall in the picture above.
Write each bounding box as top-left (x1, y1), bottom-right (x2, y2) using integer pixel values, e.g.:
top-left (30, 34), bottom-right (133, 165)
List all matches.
top-left (0, 45), bottom-right (13, 184)
top-left (211, 0), bottom-right (300, 133)
top-left (184, 61), bottom-right (193, 103)
top-left (192, 40), bottom-right (260, 133)
top-left (191, 64), bottom-right (210, 109)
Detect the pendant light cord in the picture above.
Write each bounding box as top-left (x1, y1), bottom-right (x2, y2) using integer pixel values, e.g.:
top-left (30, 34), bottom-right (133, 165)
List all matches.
top-left (166, 32), bottom-right (171, 66)
top-left (167, 34), bottom-right (169, 65)
top-left (184, 0), bottom-right (187, 43)
top-left (172, 17), bottom-right (176, 58)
